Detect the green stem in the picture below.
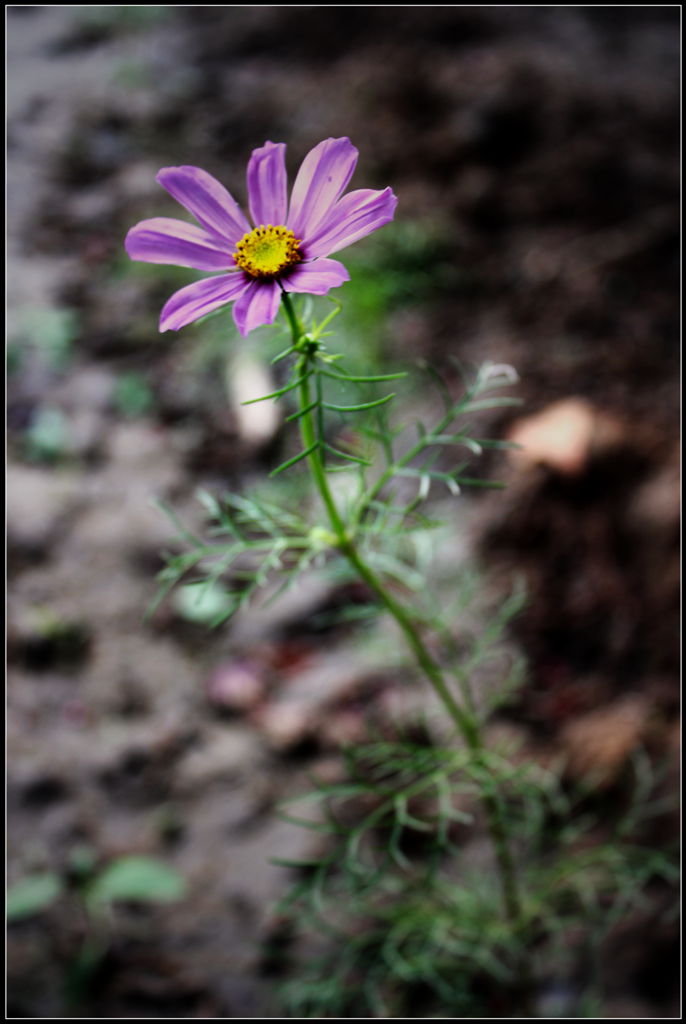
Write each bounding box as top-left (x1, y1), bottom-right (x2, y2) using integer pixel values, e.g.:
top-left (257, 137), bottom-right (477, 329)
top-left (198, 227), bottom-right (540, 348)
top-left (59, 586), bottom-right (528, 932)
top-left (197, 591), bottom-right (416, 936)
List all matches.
top-left (280, 288), bottom-right (302, 345)
top-left (279, 291), bottom-right (525, 934)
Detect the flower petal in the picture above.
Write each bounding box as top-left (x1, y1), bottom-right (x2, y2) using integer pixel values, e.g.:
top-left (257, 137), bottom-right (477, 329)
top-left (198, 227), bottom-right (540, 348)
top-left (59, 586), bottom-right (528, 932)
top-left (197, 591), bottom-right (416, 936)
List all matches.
top-left (247, 142), bottom-right (288, 227)
top-left (282, 258), bottom-right (350, 296)
top-left (232, 279), bottom-right (282, 337)
top-left (160, 273), bottom-right (250, 332)
top-left (302, 188), bottom-right (398, 258)
top-left (156, 166), bottom-right (251, 245)
top-left (125, 218), bottom-right (234, 271)
top-left (287, 138), bottom-right (358, 240)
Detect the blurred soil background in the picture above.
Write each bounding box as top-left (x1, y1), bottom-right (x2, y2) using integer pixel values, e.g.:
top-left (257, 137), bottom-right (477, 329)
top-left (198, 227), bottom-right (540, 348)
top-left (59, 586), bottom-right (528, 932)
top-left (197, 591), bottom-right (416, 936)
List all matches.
top-left (6, 6), bottom-right (680, 1018)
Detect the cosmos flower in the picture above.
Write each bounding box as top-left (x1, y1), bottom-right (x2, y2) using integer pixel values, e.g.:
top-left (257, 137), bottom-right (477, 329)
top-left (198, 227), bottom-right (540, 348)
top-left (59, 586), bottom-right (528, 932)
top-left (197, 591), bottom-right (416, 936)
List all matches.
top-left (125, 137), bottom-right (397, 337)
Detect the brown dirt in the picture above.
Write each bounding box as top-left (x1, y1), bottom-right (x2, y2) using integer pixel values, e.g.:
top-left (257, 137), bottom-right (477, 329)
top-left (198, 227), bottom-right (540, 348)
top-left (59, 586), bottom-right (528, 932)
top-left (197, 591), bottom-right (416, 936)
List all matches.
top-left (7, 7), bottom-right (679, 1018)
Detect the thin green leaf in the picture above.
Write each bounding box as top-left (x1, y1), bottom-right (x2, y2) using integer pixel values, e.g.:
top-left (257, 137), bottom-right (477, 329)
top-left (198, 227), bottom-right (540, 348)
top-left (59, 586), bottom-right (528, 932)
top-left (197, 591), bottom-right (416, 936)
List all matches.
top-left (152, 498), bottom-right (205, 548)
top-left (271, 343), bottom-right (299, 364)
top-left (323, 393), bottom-right (396, 414)
top-left (87, 856), bottom-right (186, 907)
top-left (323, 443), bottom-right (372, 466)
top-left (461, 397), bottom-right (522, 412)
top-left (454, 476), bottom-right (506, 489)
top-left (320, 368), bottom-right (407, 383)
top-left (7, 873), bottom-right (63, 921)
top-left (285, 398), bottom-right (319, 422)
top-left (269, 442), bottom-right (319, 477)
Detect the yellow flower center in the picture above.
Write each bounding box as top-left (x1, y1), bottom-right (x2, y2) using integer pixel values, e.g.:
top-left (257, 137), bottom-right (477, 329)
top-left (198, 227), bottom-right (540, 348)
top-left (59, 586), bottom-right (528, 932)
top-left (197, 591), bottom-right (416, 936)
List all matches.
top-left (233, 224), bottom-right (302, 278)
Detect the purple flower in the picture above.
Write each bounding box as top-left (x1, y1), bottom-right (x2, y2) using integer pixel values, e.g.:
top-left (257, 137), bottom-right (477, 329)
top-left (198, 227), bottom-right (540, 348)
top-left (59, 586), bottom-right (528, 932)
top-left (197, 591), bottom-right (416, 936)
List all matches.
top-left (125, 138), bottom-right (397, 337)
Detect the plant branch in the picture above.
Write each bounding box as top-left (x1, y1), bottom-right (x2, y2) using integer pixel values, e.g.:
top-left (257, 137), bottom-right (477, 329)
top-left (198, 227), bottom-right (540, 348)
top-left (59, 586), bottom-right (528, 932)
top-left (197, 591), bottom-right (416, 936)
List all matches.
top-left (279, 291), bottom-right (525, 933)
